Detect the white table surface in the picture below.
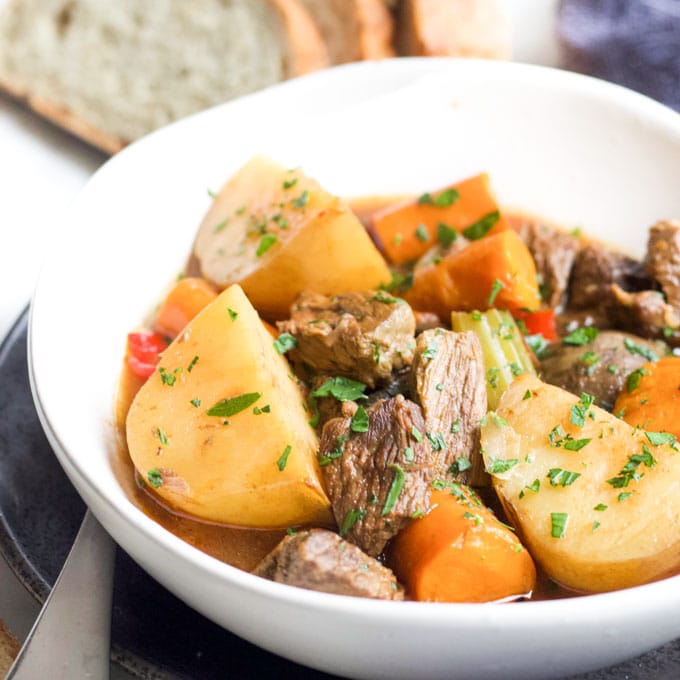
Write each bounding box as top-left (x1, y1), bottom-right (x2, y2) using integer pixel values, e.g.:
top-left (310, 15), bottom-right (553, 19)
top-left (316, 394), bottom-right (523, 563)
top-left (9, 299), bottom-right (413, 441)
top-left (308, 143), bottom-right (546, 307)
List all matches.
top-left (0, 0), bottom-right (559, 676)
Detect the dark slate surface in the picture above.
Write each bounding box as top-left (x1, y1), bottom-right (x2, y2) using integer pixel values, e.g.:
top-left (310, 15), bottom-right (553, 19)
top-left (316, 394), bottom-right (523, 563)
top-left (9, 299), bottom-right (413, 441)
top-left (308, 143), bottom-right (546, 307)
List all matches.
top-left (2, 309), bottom-right (680, 679)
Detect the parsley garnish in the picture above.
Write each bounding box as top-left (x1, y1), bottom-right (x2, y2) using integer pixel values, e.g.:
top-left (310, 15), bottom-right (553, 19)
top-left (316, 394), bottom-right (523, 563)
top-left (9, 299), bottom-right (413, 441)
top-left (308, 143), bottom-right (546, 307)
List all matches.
top-left (550, 512), bottom-right (568, 538)
top-left (563, 327), bottom-right (598, 346)
top-left (256, 234), bottom-right (277, 257)
top-left (187, 355), bottom-right (199, 373)
top-left (645, 431), bottom-right (677, 447)
top-left (426, 431), bottom-right (447, 451)
top-left (274, 333), bottom-right (297, 355)
top-left (570, 393), bottom-right (595, 427)
top-left (415, 224), bottom-right (430, 242)
top-left (381, 464), bottom-right (406, 516)
top-left (293, 190), bottom-right (309, 208)
top-left (147, 468), bottom-right (163, 489)
top-left (350, 406), bottom-right (369, 433)
top-left (411, 425), bottom-right (423, 442)
top-left (207, 392), bottom-right (261, 417)
top-left (626, 367), bottom-right (648, 393)
top-left (419, 188), bottom-right (460, 207)
top-left (228, 308), bottom-right (238, 321)
top-left (462, 210), bottom-right (500, 240)
top-left (449, 457), bottom-right (472, 474)
top-left (488, 458), bottom-right (519, 474)
top-left (437, 222), bottom-right (457, 248)
top-left (282, 177), bottom-right (298, 190)
top-left (547, 468), bottom-right (581, 487)
top-left (157, 427), bottom-right (169, 446)
top-left (623, 337), bottom-right (659, 362)
top-left (525, 333), bottom-right (551, 359)
top-left (276, 445), bottom-right (292, 471)
top-left (487, 278), bottom-right (504, 306)
top-left (340, 508), bottom-right (366, 536)
top-left (422, 340), bottom-right (438, 359)
top-left (312, 377), bottom-right (367, 402)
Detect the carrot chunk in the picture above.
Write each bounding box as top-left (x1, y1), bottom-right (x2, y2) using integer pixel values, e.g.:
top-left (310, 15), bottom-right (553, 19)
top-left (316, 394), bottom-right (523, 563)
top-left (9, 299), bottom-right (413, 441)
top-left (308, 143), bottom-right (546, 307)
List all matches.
top-left (389, 487), bottom-right (536, 603)
top-left (154, 277), bottom-right (218, 339)
top-left (371, 173), bottom-right (509, 264)
top-left (404, 229), bottom-right (541, 318)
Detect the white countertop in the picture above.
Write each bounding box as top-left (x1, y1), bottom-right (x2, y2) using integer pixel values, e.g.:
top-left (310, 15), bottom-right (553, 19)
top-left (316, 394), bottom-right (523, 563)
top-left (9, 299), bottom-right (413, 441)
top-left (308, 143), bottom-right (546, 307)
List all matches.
top-left (0, 0), bottom-right (559, 675)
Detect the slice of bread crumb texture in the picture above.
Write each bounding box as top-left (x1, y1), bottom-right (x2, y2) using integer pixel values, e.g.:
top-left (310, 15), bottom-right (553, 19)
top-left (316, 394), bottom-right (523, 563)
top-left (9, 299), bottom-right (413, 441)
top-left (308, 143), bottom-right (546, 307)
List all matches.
top-left (0, 0), bottom-right (510, 154)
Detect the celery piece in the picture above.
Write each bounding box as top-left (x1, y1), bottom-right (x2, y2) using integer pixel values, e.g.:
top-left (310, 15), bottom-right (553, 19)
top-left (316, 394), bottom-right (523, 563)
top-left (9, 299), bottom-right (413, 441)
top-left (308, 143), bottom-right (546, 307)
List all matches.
top-left (451, 310), bottom-right (536, 409)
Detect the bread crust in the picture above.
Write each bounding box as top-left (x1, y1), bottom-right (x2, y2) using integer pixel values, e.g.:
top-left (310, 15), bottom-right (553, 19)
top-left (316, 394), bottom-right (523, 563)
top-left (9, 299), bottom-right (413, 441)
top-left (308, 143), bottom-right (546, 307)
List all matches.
top-left (273, 0), bottom-right (330, 75)
top-left (397, 0), bottom-right (512, 60)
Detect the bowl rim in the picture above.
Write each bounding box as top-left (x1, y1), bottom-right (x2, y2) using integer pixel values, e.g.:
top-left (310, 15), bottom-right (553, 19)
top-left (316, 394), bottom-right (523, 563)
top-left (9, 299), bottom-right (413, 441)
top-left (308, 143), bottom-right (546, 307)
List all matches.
top-left (28, 56), bottom-right (680, 629)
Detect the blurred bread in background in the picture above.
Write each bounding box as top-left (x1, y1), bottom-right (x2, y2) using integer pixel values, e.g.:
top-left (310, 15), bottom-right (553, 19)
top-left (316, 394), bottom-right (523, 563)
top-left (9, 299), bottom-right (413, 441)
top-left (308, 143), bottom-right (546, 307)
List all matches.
top-left (0, 0), bottom-right (511, 154)
top-left (0, 619), bottom-right (19, 677)
top-left (397, 0), bottom-right (511, 58)
top-left (299, 0), bottom-right (394, 64)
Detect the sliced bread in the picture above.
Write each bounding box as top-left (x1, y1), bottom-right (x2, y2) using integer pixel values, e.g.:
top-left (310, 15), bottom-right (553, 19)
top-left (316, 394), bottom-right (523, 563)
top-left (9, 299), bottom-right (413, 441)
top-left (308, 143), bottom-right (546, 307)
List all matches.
top-left (0, 0), bottom-right (330, 153)
top-left (396, 0), bottom-right (511, 59)
top-left (299, 0), bottom-right (394, 64)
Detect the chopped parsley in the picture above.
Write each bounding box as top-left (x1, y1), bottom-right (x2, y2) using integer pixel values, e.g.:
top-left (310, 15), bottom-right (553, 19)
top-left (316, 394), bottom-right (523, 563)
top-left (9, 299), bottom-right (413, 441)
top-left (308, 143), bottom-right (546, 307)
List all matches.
top-left (623, 337), bottom-right (659, 362)
top-left (190, 398), bottom-right (201, 408)
top-left (422, 340), bottom-right (438, 359)
top-left (282, 177), bottom-right (298, 190)
top-left (426, 431), bottom-right (447, 451)
top-left (547, 468), bottom-right (581, 487)
top-left (158, 366), bottom-right (176, 386)
top-left (645, 431), bottom-right (677, 447)
top-left (381, 464), bottom-right (406, 516)
top-left (523, 389), bottom-right (533, 400)
top-left (525, 333), bottom-right (551, 359)
top-left (437, 222), bottom-right (458, 248)
top-left (312, 377), bottom-right (367, 402)
top-left (563, 326), bottom-right (598, 346)
top-left (187, 355), bottom-right (199, 373)
top-left (274, 332), bottom-right (297, 355)
top-left (461, 210), bottom-right (500, 240)
top-left (550, 512), bottom-right (568, 538)
top-left (206, 391), bottom-right (261, 417)
top-left (607, 444), bottom-right (657, 488)
top-left (404, 447), bottom-right (415, 463)
top-left (340, 508), bottom-right (366, 536)
top-left (350, 406), bottom-right (369, 433)
top-left (594, 503), bottom-right (608, 511)
top-left (147, 468), bottom-right (163, 489)
top-left (157, 427), bottom-right (169, 446)
top-left (626, 367), bottom-right (648, 393)
top-left (256, 234), bottom-right (277, 256)
top-left (414, 224), bottom-right (430, 242)
top-left (488, 278), bottom-right (504, 306)
top-left (411, 425), bottom-right (423, 442)
top-left (487, 458), bottom-right (519, 474)
top-left (253, 405), bottom-right (271, 415)
top-left (449, 457), bottom-right (472, 474)
top-left (570, 392), bottom-right (595, 427)
top-left (276, 445), bottom-right (292, 471)
top-left (293, 190), bottom-right (309, 208)
top-left (418, 187), bottom-right (460, 207)
top-left (228, 308), bottom-right (238, 321)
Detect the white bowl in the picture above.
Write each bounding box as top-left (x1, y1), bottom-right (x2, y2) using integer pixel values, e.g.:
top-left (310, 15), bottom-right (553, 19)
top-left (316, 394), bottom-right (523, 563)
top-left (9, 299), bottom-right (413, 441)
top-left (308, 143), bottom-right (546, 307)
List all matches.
top-left (29, 59), bottom-right (680, 679)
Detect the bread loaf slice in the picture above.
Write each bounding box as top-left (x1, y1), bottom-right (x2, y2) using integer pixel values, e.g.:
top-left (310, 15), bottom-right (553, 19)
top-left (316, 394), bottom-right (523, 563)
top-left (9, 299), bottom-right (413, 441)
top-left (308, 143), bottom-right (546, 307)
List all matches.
top-left (299, 0), bottom-right (394, 64)
top-left (0, 0), bottom-right (329, 153)
top-left (396, 0), bottom-right (511, 60)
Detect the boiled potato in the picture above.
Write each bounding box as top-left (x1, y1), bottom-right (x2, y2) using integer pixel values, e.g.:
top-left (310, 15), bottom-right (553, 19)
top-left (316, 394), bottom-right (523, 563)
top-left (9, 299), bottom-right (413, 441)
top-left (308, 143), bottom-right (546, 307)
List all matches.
top-left (126, 284), bottom-right (333, 528)
top-left (481, 374), bottom-right (680, 593)
top-left (192, 156), bottom-right (391, 319)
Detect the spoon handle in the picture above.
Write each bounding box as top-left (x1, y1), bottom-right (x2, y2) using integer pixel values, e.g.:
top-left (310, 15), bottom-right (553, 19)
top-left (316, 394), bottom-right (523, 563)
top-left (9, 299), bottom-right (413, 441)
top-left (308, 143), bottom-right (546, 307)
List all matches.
top-left (7, 510), bottom-right (115, 679)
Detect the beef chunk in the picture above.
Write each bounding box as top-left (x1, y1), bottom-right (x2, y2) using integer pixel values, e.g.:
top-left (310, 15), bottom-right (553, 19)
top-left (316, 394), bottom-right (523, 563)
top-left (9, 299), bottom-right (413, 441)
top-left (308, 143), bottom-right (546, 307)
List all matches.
top-left (610, 285), bottom-right (680, 342)
top-left (540, 330), bottom-right (664, 410)
top-left (410, 329), bottom-right (487, 481)
top-left (568, 243), bottom-right (651, 311)
top-left (518, 222), bottom-right (579, 307)
top-left (252, 529), bottom-right (403, 600)
top-left (319, 395), bottom-right (433, 556)
top-left (277, 291), bottom-right (416, 388)
top-left (646, 220), bottom-right (680, 309)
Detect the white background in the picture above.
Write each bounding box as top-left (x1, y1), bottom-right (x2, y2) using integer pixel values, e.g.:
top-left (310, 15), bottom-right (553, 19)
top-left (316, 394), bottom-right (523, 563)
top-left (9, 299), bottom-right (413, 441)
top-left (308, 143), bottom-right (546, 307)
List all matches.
top-left (0, 0), bottom-right (560, 675)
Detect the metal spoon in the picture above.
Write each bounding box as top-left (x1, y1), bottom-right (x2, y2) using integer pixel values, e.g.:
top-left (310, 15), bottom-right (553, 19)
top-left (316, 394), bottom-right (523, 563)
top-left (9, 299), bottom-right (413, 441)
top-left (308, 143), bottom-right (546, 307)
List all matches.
top-left (6, 510), bottom-right (115, 679)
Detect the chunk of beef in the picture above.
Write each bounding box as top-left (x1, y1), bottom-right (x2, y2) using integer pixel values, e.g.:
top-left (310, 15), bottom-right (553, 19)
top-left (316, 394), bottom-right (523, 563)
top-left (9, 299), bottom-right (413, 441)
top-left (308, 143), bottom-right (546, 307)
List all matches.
top-left (410, 329), bottom-right (487, 481)
top-left (540, 330), bottom-right (664, 410)
top-left (610, 285), bottom-right (680, 343)
top-left (646, 220), bottom-right (680, 309)
top-left (277, 291), bottom-right (416, 388)
top-left (252, 529), bottom-right (403, 600)
top-left (568, 243), bottom-right (651, 311)
top-left (517, 221), bottom-right (580, 308)
top-left (319, 395), bottom-right (433, 556)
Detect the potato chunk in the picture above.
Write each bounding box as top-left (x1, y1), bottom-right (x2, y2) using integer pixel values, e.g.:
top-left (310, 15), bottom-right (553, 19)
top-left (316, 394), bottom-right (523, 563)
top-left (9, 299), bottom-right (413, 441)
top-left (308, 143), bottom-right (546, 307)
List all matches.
top-left (481, 374), bottom-right (680, 593)
top-left (126, 284), bottom-right (332, 528)
top-left (192, 156), bottom-right (391, 319)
